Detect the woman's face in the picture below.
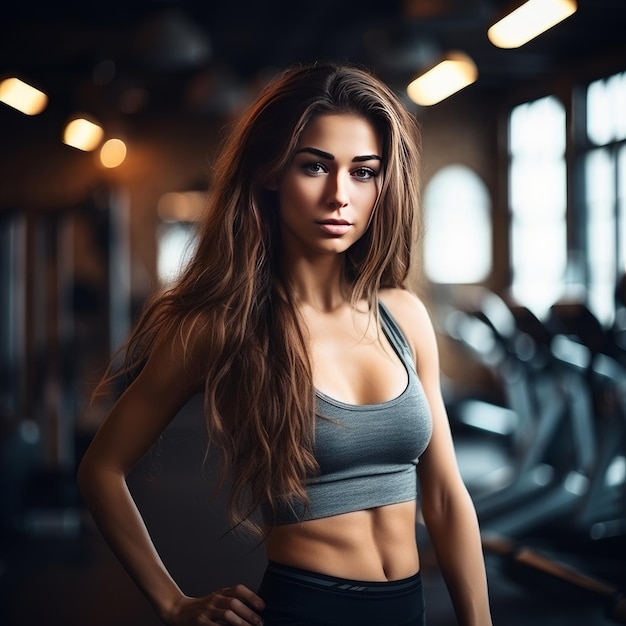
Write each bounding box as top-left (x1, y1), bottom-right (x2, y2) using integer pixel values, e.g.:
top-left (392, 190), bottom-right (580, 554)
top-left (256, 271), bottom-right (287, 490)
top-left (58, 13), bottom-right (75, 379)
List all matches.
top-left (274, 113), bottom-right (382, 259)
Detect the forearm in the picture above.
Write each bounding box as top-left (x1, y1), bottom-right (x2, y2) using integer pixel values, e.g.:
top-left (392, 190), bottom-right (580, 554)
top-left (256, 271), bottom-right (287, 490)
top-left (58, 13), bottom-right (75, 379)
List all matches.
top-left (77, 462), bottom-right (185, 621)
top-left (422, 487), bottom-right (492, 626)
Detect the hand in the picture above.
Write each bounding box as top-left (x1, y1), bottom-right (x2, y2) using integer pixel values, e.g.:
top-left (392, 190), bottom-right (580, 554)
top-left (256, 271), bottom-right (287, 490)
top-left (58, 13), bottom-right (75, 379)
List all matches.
top-left (165, 585), bottom-right (265, 626)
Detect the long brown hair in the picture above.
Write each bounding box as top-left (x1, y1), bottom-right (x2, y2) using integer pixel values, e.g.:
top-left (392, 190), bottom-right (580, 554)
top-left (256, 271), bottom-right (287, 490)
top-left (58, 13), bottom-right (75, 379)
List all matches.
top-left (104, 62), bottom-right (421, 535)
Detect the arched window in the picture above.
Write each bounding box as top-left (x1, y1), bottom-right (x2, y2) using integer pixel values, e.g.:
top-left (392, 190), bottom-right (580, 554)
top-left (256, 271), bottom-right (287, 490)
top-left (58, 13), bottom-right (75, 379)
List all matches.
top-left (423, 165), bottom-right (492, 284)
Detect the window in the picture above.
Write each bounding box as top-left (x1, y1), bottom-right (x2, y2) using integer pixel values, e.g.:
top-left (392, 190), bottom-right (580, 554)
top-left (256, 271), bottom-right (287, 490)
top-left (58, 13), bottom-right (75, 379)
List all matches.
top-left (583, 70), bottom-right (626, 324)
top-left (508, 95), bottom-right (567, 317)
top-left (157, 222), bottom-right (198, 286)
top-left (423, 165), bottom-right (492, 284)
top-left (156, 191), bottom-right (204, 286)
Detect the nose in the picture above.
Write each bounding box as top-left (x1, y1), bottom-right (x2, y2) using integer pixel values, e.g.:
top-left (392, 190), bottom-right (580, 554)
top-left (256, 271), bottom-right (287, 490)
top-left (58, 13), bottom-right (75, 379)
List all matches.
top-left (326, 172), bottom-right (349, 209)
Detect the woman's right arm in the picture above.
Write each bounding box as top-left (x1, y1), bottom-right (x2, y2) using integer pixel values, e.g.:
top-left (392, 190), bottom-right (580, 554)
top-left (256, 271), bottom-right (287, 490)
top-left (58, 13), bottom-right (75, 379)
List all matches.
top-left (77, 334), bottom-right (265, 626)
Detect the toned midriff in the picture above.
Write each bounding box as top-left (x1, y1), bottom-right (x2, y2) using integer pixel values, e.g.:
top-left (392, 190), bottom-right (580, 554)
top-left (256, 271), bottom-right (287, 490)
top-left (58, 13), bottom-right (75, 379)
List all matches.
top-left (264, 499), bottom-right (419, 581)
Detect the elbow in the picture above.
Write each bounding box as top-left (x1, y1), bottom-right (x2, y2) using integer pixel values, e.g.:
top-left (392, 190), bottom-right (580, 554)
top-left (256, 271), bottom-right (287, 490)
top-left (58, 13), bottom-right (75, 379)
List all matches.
top-left (421, 481), bottom-right (474, 525)
top-left (76, 449), bottom-right (110, 500)
top-left (421, 491), bottom-right (450, 526)
top-left (76, 447), bottom-right (128, 501)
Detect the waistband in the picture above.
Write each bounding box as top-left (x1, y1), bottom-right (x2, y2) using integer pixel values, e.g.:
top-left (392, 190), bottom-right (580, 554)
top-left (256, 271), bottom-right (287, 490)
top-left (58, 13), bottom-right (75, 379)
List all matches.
top-left (265, 561), bottom-right (422, 594)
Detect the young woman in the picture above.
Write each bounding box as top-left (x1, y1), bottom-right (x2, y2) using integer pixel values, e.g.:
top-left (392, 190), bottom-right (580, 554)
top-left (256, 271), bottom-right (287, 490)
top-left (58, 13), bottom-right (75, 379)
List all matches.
top-left (77, 62), bottom-right (493, 626)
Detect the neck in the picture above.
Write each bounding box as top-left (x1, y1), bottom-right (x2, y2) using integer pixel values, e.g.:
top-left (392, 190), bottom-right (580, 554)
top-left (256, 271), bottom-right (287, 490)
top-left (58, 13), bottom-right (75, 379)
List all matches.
top-left (284, 254), bottom-right (352, 312)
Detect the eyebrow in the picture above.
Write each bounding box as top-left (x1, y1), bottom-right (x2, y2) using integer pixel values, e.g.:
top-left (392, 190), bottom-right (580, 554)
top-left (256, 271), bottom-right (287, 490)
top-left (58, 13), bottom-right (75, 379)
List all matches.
top-left (295, 147), bottom-right (382, 162)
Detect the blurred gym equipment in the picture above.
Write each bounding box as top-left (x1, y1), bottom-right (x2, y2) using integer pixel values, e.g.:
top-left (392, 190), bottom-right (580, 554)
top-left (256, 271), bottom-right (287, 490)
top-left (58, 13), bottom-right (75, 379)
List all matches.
top-left (442, 286), bottom-right (626, 624)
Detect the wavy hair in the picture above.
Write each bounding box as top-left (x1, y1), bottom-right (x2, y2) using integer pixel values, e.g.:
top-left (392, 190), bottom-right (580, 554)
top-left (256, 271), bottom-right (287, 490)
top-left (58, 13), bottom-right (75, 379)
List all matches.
top-left (102, 62), bottom-right (421, 535)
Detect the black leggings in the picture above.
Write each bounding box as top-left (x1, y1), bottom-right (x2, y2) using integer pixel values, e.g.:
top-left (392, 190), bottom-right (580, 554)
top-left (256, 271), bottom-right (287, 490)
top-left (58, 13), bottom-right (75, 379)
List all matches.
top-left (258, 561), bottom-right (426, 626)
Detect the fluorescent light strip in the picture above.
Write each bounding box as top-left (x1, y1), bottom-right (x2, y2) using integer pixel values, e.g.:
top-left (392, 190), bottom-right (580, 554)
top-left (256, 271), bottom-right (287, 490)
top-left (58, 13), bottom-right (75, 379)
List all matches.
top-left (488, 0), bottom-right (578, 49)
top-left (0, 77), bottom-right (48, 115)
top-left (63, 118), bottom-right (104, 151)
top-left (407, 52), bottom-right (478, 106)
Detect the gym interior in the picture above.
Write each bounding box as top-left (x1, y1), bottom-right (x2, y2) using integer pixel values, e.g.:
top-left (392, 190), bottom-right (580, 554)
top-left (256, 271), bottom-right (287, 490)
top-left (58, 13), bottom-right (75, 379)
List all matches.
top-left (1, 2), bottom-right (625, 624)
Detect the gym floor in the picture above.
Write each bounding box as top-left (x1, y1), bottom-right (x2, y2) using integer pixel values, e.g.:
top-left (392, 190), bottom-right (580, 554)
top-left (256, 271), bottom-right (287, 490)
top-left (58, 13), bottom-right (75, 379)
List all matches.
top-left (1, 396), bottom-right (622, 626)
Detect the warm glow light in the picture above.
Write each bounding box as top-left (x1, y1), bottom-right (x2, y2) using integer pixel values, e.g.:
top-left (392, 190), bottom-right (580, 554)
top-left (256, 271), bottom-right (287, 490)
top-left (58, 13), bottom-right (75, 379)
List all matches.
top-left (407, 52), bottom-right (478, 106)
top-left (0, 77), bottom-right (48, 115)
top-left (488, 0), bottom-right (577, 49)
top-left (63, 117), bottom-right (104, 151)
top-left (100, 138), bottom-right (127, 168)
top-left (157, 191), bottom-right (206, 222)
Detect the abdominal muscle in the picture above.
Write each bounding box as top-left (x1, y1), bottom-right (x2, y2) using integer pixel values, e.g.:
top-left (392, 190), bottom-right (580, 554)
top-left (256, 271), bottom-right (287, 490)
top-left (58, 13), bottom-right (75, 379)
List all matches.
top-left (264, 499), bottom-right (420, 581)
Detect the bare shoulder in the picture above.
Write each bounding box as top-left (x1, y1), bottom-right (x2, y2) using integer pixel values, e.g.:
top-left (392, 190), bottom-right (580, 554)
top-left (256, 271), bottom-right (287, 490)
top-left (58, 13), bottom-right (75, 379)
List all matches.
top-left (378, 287), bottom-right (435, 333)
top-left (378, 287), bottom-right (438, 364)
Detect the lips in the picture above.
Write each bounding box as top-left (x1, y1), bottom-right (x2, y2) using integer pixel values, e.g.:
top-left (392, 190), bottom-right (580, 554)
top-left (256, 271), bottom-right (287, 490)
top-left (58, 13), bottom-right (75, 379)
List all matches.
top-left (316, 219), bottom-right (352, 236)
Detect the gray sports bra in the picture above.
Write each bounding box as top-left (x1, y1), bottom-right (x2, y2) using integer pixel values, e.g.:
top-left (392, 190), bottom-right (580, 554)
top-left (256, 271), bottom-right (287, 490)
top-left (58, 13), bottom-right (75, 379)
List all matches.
top-left (267, 301), bottom-right (433, 524)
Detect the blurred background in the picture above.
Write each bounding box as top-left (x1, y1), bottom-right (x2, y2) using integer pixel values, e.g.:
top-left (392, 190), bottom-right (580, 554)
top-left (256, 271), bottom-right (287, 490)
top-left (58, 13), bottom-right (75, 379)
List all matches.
top-left (1, 1), bottom-right (626, 624)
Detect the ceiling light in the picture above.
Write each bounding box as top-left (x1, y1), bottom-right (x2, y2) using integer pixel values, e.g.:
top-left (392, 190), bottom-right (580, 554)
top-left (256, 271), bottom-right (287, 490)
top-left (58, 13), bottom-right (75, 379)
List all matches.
top-left (488, 0), bottom-right (577, 49)
top-left (0, 77), bottom-right (48, 115)
top-left (407, 51), bottom-right (478, 106)
top-left (100, 138), bottom-right (127, 168)
top-left (63, 117), bottom-right (104, 151)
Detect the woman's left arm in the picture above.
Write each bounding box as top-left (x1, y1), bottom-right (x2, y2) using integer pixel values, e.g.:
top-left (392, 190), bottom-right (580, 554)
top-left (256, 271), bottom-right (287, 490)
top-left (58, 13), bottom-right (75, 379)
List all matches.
top-left (383, 289), bottom-right (493, 626)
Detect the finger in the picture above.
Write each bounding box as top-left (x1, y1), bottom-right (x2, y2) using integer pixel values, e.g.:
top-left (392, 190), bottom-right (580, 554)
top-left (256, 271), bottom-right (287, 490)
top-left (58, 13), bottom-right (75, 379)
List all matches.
top-left (216, 597), bottom-right (264, 625)
top-left (221, 605), bottom-right (264, 626)
top-left (224, 584), bottom-right (265, 612)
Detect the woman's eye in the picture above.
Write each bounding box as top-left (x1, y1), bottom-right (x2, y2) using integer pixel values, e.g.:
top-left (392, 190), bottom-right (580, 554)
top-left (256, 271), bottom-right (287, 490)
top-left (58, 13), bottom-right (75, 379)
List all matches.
top-left (353, 167), bottom-right (377, 180)
top-left (302, 162), bottom-right (326, 175)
